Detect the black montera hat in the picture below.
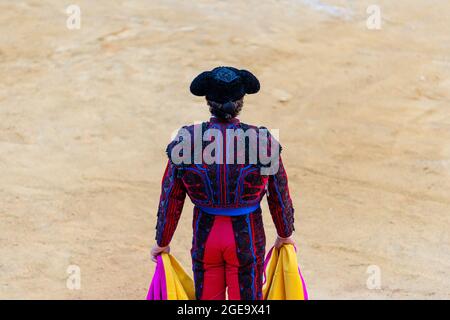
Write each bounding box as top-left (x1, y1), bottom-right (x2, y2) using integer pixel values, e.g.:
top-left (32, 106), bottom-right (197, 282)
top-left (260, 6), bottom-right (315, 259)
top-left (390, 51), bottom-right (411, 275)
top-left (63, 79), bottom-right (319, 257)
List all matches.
top-left (190, 66), bottom-right (260, 103)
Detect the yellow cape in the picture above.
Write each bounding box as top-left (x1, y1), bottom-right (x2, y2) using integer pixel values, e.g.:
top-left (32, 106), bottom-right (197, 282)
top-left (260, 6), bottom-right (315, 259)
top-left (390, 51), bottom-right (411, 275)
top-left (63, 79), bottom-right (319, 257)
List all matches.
top-left (262, 244), bottom-right (308, 300)
top-left (161, 253), bottom-right (195, 300)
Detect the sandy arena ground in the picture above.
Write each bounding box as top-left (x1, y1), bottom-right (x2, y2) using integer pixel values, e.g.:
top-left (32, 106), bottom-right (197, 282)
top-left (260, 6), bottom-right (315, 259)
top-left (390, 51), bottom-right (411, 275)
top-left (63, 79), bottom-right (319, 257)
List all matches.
top-left (1, 0), bottom-right (449, 299)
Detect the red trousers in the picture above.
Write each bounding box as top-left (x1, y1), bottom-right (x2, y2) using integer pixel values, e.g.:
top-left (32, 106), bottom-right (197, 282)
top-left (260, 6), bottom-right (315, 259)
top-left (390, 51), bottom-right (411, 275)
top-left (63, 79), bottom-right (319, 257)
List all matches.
top-left (200, 216), bottom-right (241, 300)
top-left (191, 208), bottom-right (266, 300)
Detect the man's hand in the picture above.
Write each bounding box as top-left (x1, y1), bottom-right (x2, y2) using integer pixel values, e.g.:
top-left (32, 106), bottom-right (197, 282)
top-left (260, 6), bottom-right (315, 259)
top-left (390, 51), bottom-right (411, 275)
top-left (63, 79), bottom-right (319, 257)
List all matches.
top-left (274, 235), bottom-right (296, 249)
top-left (151, 244), bottom-right (170, 262)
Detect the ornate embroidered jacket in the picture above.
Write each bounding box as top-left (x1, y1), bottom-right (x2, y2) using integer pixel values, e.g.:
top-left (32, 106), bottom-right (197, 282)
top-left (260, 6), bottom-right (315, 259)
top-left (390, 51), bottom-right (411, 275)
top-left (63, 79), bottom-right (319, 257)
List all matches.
top-left (155, 117), bottom-right (295, 247)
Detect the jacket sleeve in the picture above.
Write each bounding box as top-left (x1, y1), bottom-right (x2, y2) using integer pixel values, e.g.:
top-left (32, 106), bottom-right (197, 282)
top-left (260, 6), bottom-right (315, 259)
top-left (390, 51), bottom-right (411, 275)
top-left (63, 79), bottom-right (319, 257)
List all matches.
top-left (266, 156), bottom-right (295, 238)
top-left (155, 160), bottom-right (187, 247)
